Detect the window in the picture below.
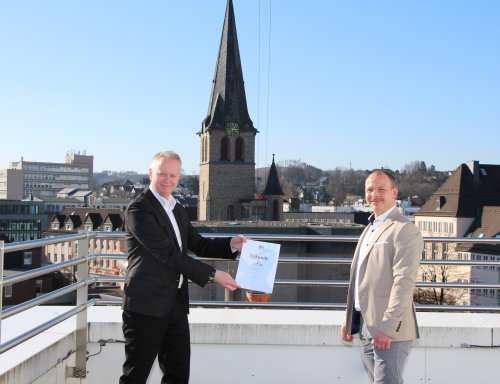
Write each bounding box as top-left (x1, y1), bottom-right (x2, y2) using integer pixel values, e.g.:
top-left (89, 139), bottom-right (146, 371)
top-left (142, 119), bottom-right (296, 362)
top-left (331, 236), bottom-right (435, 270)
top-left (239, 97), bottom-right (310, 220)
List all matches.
top-left (24, 251), bottom-right (32, 265)
top-left (4, 284), bottom-right (12, 298)
top-left (422, 272), bottom-right (427, 282)
top-left (52, 223), bottom-right (59, 229)
top-left (104, 225), bottom-right (111, 231)
top-left (235, 137), bottom-right (244, 161)
top-left (85, 225), bottom-right (92, 231)
top-left (202, 136), bottom-right (206, 162)
top-left (220, 137), bottom-right (229, 160)
top-left (66, 224), bottom-right (72, 230)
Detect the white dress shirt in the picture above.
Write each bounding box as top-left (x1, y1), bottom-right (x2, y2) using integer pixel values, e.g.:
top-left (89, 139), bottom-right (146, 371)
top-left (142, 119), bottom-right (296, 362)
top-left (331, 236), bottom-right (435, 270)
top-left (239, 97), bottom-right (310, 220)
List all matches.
top-left (150, 188), bottom-right (183, 288)
top-left (354, 205), bottom-right (396, 311)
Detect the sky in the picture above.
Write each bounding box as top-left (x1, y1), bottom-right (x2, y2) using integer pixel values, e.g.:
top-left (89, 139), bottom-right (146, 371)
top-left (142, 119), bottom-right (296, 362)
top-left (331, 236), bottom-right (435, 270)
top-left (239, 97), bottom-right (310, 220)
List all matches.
top-left (1, 1), bottom-right (499, 176)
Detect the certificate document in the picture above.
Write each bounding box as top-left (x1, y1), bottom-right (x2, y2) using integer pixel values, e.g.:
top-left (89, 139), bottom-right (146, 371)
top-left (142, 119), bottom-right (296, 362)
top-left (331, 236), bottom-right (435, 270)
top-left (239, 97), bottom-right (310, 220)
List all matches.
top-left (235, 240), bottom-right (281, 294)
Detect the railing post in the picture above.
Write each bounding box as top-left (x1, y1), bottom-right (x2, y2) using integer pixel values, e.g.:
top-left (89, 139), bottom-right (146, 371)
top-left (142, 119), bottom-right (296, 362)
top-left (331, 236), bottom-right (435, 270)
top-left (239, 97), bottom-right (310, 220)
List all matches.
top-left (72, 232), bottom-right (89, 378)
top-left (0, 240), bottom-right (4, 344)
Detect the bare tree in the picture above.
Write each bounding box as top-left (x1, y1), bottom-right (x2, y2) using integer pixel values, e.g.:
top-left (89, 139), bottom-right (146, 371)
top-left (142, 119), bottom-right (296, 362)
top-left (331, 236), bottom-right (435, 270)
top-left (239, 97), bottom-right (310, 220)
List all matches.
top-left (414, 244), bottom-right (469, 305)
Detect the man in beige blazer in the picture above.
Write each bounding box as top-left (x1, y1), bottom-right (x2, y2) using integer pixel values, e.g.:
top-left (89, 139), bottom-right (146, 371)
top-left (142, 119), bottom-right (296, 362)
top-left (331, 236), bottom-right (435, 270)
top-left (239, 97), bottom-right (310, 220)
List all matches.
top-left (341, 169), bottom-right (423, 383)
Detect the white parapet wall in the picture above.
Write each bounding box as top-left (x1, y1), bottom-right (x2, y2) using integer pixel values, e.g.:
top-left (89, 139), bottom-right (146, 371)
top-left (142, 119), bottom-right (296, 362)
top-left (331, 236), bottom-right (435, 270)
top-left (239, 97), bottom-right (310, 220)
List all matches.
top-left (1, 306), bottom-right (499, 384)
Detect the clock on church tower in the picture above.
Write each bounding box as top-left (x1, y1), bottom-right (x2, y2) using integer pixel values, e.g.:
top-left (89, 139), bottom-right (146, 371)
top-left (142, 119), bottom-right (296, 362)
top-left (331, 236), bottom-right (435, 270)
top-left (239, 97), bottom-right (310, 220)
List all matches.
top-left (198, 0), bottom-right (257, 221)
top-left (225, 122), bottom-right (240, 136)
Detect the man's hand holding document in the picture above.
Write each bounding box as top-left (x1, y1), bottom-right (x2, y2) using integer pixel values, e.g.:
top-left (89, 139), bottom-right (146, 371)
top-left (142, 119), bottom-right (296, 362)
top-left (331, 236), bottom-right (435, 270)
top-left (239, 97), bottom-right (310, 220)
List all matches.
top-left (235, 240), bottom-right (280, 294)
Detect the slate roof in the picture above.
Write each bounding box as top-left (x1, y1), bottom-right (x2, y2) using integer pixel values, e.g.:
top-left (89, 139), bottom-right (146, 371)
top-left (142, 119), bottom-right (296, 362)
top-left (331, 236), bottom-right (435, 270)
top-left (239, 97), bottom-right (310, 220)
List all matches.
top-left (52, 214), bottom-right (66, 226)
top-left (85, 212), bottom-right (103, 229)
top-left (415, 161), bottom-right (500, 218)
top-left (45, 207), bottom-right (126, 233)
top-left (201, 0), bottom-right (255, 133)
top-left (263, 155), bottom-right (284, 196)
top-left (456, 206), bottom-right (500, 256)
top-left (104, 213), bottom-right (124, 231)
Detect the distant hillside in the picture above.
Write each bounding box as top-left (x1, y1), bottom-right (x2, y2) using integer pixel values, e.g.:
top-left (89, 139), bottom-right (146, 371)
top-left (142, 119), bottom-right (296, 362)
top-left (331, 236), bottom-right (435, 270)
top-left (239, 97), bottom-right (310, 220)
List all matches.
top-left (95, 160), bottom-right (450, 205)
top-left (92, 171), bottom-right (148, 189)
top-left (257, 159), bottom-right (449, 205)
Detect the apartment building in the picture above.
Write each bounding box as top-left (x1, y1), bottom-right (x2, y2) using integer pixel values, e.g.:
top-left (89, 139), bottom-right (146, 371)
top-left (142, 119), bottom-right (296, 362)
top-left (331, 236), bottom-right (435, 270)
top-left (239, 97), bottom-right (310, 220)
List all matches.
top-left (0, 199), bottom-right (52, 243)
top-left (43, 207), bottom-right (126, 276)
top-left (0, 152), bottom-right (93, 200)
top-left (414, 160), bottom-right (500, 305)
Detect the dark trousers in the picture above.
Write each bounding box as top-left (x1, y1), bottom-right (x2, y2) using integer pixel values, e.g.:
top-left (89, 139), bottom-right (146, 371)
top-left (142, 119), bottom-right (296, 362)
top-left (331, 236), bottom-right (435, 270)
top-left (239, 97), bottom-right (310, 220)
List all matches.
top-left (120, 292), bottom-right (190, 384)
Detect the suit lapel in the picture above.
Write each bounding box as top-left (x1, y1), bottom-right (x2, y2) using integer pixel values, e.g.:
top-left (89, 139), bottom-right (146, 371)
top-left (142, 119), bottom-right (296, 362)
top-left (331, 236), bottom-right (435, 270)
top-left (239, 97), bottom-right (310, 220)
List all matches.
top-left (172, 204), bottom-right (186, 252)
top-left (362, 208), bottom-right (400, 263)
top-left (146, 189), bottom-right (181, 251)
top-left (350, 225), bottom-right (371, 280)
top-left (363, 219), bottom-right (394, 258)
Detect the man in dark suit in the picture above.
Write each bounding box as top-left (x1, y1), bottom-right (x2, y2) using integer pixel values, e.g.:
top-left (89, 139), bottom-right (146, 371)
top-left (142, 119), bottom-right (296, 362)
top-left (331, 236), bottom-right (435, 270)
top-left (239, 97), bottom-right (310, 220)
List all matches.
top-left (120, 151), bottom-right (247, 384)
top-left (341, 169), bottom-right (423, 384)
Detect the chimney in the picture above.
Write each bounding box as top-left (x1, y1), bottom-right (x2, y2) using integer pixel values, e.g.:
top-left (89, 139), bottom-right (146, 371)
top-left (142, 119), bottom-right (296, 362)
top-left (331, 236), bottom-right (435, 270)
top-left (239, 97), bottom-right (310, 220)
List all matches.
top-left (466, 160), bottom-right (480, 183)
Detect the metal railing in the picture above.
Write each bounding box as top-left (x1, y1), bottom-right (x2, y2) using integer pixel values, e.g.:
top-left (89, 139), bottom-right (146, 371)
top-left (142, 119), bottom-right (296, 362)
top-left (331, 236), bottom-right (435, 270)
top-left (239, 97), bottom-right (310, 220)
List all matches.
top-left (1, 232), bottom-right (500, 377)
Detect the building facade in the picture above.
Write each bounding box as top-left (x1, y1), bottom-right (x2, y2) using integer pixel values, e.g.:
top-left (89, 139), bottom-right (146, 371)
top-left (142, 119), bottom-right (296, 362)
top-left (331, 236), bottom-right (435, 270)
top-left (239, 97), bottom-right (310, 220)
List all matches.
top-left (2, 247), bottom-right (67, 307)
top-left (414, 160), bottom-right (500, 306)
top-left (44, 207), bottom-right (126, 275)
top-left (0, 152), bottom-right (93, 200)
top-left (0, 199), bottom-right (52, 243)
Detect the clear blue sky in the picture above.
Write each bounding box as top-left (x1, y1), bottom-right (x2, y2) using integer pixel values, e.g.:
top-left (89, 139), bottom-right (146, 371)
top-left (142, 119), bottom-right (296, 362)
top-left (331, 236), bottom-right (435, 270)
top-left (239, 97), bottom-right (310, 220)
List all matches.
top-left (1, 1), bottom-right (499, 175)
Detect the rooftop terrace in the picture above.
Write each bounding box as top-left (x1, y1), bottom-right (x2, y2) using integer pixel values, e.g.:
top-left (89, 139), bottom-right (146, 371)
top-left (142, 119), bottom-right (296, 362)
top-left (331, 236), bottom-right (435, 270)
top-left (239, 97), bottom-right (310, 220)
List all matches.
top-left (1, 232), bottom-right (500, 383)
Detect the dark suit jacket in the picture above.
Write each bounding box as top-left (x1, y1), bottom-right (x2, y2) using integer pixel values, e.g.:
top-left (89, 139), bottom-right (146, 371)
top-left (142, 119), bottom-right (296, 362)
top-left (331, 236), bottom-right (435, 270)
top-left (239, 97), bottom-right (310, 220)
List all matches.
top-left (122, 188), bottom-right (236, 318)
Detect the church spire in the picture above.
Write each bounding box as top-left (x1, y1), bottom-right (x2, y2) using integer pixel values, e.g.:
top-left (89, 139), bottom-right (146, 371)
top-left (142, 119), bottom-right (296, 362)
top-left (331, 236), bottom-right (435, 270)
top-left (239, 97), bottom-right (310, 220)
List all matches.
top-left (263, 154), bottom-right (284, 196)
top-left (202, 0), bottom-right (255, 133)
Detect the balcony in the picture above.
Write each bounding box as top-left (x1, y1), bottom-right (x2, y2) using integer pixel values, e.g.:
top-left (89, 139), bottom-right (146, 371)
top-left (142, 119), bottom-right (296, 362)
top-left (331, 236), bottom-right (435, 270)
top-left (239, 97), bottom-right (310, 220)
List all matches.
top-left (1, 233), bottom-right (500, 384)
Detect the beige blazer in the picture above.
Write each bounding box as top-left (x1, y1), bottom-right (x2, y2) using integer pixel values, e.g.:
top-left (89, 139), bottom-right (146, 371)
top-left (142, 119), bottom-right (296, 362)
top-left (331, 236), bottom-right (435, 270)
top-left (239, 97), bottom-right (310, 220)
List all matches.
top-left (344, 208), bottom-right (423, 341)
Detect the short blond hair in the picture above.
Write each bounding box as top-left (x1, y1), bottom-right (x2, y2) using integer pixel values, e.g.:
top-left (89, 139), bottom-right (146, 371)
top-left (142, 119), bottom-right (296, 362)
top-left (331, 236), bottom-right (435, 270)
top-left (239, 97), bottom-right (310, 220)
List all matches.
top-left (151, 151), bottom-right (182, 168)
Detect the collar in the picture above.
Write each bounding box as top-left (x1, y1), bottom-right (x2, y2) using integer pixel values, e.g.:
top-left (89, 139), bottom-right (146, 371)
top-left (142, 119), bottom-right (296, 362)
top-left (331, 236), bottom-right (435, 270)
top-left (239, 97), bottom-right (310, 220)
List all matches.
top-left (368, 205), bottom-right (396, 225)
top-left (150, 187), bottom-right (177, 212)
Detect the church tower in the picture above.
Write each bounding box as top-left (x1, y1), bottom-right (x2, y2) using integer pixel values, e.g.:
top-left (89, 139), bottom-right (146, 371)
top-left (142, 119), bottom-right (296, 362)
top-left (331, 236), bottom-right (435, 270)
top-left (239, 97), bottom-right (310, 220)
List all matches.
top-left (198, 0), bottom-right (257, 221)
top-left (262, 155), bottom-right (285, 221)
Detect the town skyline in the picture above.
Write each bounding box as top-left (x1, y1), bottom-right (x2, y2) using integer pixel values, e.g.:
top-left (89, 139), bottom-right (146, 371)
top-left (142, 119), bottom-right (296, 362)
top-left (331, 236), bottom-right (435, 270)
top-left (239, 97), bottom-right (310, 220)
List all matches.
top-left (1, 1), bottom-right (499, 175)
